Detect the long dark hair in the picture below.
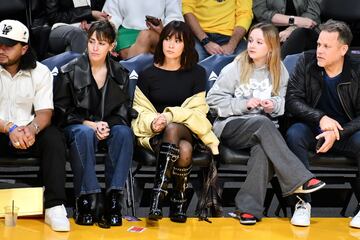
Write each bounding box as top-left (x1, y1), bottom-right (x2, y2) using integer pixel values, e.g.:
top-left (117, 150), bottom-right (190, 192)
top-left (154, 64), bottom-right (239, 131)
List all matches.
top-left (154, 21), bottom-right (198, 70)
top-left (19, 43), bottom-right (37, 70)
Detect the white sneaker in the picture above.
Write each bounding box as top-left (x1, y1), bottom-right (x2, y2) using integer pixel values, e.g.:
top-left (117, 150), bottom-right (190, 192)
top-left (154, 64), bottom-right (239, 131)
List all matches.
top-left (45, 204), bottom-right (70, 232)
top-left (350, 207), bottom-right (360, 228)
top-left (291, 197), bottom-right (311, 227)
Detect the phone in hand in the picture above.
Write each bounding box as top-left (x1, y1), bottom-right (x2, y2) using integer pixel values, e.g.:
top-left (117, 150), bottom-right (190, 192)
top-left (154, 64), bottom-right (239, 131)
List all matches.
top-left (145, 15), bottom-right (161, 26)
top-left (316, 137), bottom-right (325, 151)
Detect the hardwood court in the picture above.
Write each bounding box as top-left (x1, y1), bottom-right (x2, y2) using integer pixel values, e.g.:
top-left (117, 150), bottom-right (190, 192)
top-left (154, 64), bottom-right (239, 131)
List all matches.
top-left (1, 217), bottom-right (360, 240)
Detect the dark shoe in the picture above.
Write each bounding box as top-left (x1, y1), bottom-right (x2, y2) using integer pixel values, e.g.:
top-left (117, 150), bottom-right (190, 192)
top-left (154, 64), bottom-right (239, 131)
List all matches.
top-left (169, 165), bottom-right (191, 223)
top-left (74, 194), bottom-right (97, 225)
top-left (293, 178), bottom-right (326, 194)
top-left (239, 213), bottom-right (257, 225)
top-left (107, 190), bottom-right (123, 226)
top-left (148, 189), bottom-right (165, 220)
top-left (149, 143), bottom-right (180, 221)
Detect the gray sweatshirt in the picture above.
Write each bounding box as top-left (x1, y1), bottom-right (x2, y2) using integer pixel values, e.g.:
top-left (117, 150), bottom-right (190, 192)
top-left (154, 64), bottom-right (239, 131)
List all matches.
top-left (206, 59), bottom-right (289, 137)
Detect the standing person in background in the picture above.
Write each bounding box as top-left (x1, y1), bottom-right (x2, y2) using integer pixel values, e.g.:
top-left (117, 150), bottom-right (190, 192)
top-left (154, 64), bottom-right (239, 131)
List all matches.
top-left (102, 0), bottom-right (183, 59)
top-left (132, 21), bottom-right (219, 223)
top-left (253, 0), bottom-right (321, 59)
top-left (182, 0), bottom-right (252, 61)
top-left (0, 20), bottom-right (69, 232)
top-left (54, 21), bottom-right (133, 228)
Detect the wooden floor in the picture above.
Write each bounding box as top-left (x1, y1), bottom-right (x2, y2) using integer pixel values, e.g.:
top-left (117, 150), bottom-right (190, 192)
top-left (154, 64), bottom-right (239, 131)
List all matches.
top-left (1, 217), bottom-right (360, 240)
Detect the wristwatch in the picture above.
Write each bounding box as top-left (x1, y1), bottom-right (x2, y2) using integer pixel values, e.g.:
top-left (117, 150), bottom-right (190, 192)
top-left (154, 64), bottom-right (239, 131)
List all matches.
top-left (200, 37), bottom-right (210, 46)
top-left (289, 16), bottom-right (295, 26)
top-left (32, 121), bottom-right (40, 135)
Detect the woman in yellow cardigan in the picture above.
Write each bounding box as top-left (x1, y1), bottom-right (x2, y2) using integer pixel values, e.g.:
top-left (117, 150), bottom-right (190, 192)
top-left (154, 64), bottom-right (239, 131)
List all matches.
top-left (132, 21), bottom-right (219, 223)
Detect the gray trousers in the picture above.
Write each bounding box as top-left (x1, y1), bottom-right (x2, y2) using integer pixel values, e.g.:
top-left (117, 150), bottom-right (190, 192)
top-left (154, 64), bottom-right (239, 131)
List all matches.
top-left (49, 25), bottom-right (88, 54)
top-left (220, 116), bottom-right (314, 219)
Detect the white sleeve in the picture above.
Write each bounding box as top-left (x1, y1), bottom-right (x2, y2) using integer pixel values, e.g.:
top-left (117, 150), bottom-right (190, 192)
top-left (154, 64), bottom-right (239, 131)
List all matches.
top-left (33, 65), bottom-right (54, 111)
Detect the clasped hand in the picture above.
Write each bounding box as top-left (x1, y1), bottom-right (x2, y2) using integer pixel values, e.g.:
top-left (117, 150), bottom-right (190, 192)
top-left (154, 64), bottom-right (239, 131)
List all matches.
top-left (246, 98), bottom-right (274, 113)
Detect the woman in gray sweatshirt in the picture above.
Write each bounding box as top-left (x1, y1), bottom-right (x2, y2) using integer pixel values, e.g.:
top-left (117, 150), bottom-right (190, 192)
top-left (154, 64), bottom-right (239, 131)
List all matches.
top-left (206, 22), bottom-right (325, 226)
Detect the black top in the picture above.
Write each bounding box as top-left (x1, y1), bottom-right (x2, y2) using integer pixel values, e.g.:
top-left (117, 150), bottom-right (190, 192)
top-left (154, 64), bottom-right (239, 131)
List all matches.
top-left (137, 64), bottom-right (206, 112)
top-left (285, 0), bottom-right (297, 16)
top-left (316, 73), bottom-right (350, 126)
top-left (88, 73), bottom-right (107, 121)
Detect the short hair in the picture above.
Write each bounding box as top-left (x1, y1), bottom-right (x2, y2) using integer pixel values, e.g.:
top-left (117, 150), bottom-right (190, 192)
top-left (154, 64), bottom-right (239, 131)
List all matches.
top-left (154, 21), bottom-right (198, 70)
top-left (19, 43), bottom-right (37, 70)
top-left (319, 19), bottom-right (353, 46)
top-left (87, 20), bottom-right (116, 44)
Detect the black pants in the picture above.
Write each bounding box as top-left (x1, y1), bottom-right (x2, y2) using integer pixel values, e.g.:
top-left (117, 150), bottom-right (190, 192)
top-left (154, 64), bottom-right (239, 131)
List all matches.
top-left (0, 125), bottom-right (67, 209)
top-left (281, 27), bottom-right (319, 59)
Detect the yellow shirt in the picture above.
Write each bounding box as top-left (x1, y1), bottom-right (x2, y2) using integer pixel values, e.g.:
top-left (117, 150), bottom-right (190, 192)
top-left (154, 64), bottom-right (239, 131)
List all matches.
top-left (182, 0), bottom-right (253, 36)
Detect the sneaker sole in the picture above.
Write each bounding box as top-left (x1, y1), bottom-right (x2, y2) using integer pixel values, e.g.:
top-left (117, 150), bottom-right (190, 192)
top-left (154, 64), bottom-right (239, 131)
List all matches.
top-left (44, 216), bottom-right (70, 232)
top-left (240, 220), bottom-right (256, 225)
top-left (291, 220), bottom-right (310, 227)
top-left (293, 182), bottom-right (326, 194)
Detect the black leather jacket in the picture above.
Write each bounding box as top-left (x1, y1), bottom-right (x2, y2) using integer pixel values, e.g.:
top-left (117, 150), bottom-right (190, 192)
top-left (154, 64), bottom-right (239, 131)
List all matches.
top-left (53, 54), bottom-right (131, 128)
top-left (38, 0), bottom-right (105, 26)
top-left (286, 51), bottom-right (360, 138)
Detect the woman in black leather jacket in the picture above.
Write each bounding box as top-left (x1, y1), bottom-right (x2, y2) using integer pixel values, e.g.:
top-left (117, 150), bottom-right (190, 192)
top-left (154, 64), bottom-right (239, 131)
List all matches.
top-left (54, 20), bottom-right (133, 228)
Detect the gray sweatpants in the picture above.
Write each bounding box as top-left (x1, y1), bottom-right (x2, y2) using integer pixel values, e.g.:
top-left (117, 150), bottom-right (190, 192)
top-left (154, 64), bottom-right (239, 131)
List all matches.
top-left (220, 115), bottom-right (314, 219)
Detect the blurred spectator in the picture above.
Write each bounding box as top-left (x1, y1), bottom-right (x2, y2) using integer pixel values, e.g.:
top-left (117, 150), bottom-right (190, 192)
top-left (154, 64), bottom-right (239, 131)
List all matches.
top-left (182, 0), bottom-right (252, 61)
top-left (102, 0), bottom-right (183, 59)
top-left (253, 0), bottom-right (321, 59)
top-left (45, 0), bottom-right (108, 54)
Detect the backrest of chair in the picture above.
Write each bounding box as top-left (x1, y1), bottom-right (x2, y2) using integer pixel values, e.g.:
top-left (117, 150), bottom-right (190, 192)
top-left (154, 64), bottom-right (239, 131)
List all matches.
top-left (119, 53), bottom-right (154, 100)
top-left (283, 53), bottom-right (301, 76)
top-left (198, 54), bottom-right (236, 92)
top-left (41, 51), bottom-right (81, 81)
top-left (321, 0), bottom-right (360, 22)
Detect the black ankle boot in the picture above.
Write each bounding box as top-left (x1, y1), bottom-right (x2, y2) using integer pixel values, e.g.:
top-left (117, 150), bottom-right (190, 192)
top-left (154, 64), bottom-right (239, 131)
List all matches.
top-left (170, 165), bottom-right (191, 223)
top-left (75, 193), bottom-right (97, 225)
top-left (149, 143), bottom-right (180, 220)
top-left (106, 190), bottom-right (123, 226)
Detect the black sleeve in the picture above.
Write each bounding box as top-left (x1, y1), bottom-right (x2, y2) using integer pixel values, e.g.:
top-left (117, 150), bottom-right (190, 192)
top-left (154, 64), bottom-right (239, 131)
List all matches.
top-left (46, 0), bottom-right (93, 25)
top-left (53, 71), bottom-right (86, 127)
top-left (137, 69), bottom-right (150, 97)
top-left (192, 65), bottom-right (207, 94)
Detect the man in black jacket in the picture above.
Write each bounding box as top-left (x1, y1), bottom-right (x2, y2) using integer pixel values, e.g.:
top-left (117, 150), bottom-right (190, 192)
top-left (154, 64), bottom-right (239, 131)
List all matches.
top-left (285, 19), bottom-right (360, 228)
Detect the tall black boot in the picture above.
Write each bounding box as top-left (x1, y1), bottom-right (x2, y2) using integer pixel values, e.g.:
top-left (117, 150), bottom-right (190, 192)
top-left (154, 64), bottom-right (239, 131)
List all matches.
top-left (106, 190), bottom-right (123, 226)
top-left (74, 193), bottom-right (97, 225)
top-left (149, 143), bottom-right (180, 220)
top-left (170, 165), bottom-right (191, 223)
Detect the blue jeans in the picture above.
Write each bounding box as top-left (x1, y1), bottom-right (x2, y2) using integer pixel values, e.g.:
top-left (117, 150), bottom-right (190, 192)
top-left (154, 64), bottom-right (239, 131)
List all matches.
top-left (64, 124), bottom-right (134, 197)
top-left (195, 33), bottom-right (247, 61)
top-left (286, 122), bottom-right (360, 169)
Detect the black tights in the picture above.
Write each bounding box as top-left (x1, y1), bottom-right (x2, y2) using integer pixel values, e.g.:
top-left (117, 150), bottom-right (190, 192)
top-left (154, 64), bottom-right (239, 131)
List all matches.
top-left (161, 123), bottom-right (193, 167)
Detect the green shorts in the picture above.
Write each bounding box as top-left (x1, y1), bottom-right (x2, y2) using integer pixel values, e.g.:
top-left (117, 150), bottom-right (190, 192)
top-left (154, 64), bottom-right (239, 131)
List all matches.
top-left (116, 26), bottom-right (140, 52)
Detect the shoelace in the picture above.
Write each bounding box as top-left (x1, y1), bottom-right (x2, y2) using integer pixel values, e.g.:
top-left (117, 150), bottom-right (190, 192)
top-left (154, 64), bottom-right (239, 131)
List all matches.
top-left (295, 196), bottom-right (309, 213)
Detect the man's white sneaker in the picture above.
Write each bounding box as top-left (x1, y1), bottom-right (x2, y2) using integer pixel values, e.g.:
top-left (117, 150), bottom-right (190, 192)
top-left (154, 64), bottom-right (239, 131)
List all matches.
top-left (45, 204), bottom-right (70, 232)
top-left (291, 197), bottom-right (311, 227)
top-left (350, 207), bottom-right (360, 228)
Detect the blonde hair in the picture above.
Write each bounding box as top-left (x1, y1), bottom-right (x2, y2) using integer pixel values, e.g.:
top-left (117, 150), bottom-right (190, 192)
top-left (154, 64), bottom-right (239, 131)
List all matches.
top-left (236, 23), bottom-right (281, 95)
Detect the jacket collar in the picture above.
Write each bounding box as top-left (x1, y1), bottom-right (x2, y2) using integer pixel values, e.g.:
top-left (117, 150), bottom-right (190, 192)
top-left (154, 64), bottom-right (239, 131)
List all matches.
top-left (309, 52), bottom-right (353, 84)
top-left (73, 54), bottom-right (116, 90)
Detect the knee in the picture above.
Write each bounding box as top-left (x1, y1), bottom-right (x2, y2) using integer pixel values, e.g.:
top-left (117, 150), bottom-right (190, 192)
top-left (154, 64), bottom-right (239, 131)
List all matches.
top-left (111, 125), bottom-right (134, 142)
top-left (251, 115), bottom-right (275, 129)
top-left (136, 30), bottom-right (157, 46)
top-left (163, 123), bottom-right (181, 137)
top-left (178, 140), bottom-right (193, 164)
top-left (40, 126), bottom-right (66, 150)
top-left (68, 124), bottom-right (96, 141)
